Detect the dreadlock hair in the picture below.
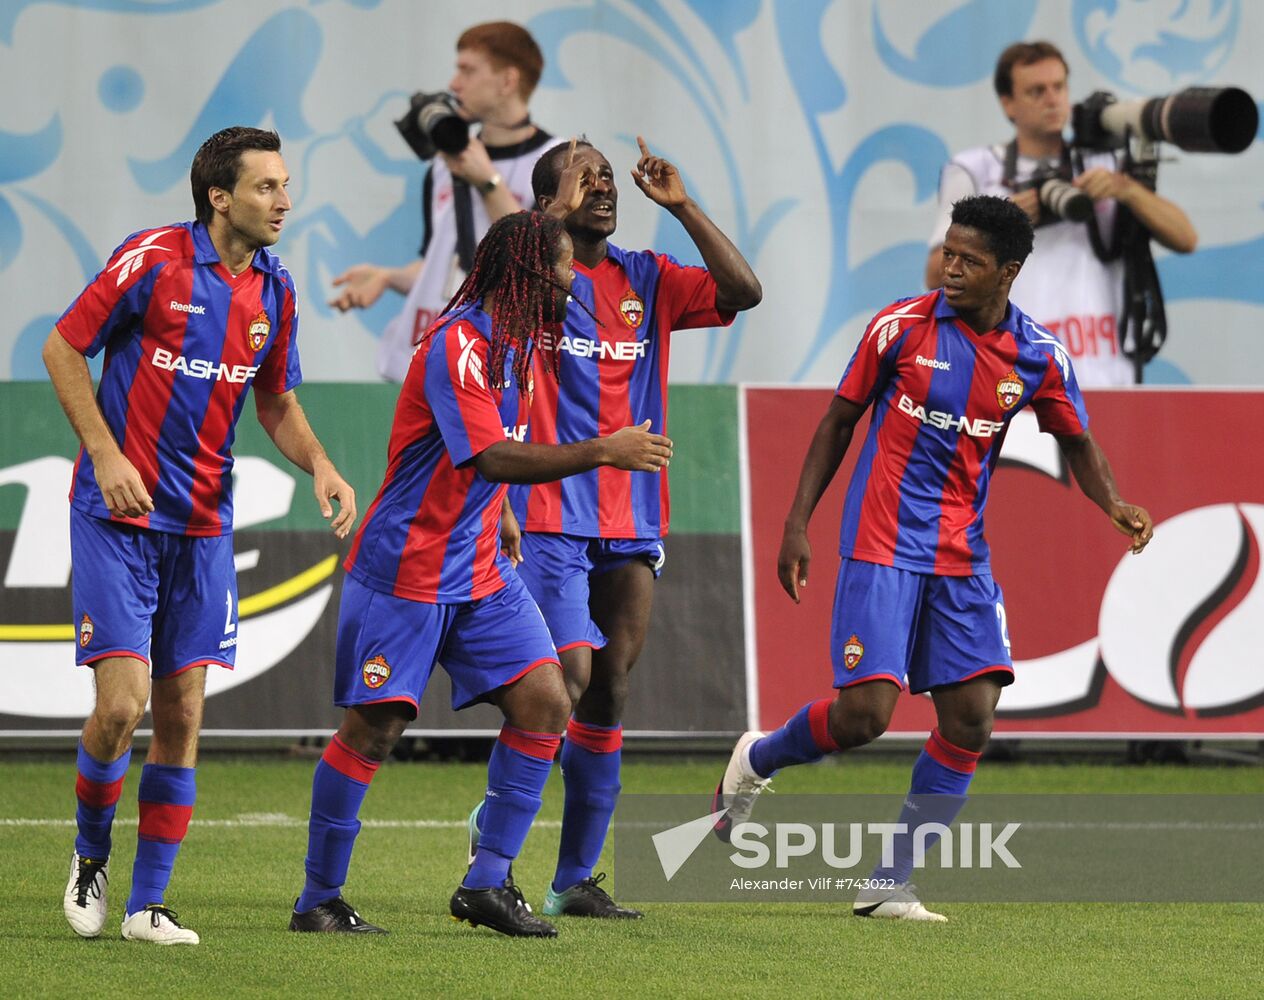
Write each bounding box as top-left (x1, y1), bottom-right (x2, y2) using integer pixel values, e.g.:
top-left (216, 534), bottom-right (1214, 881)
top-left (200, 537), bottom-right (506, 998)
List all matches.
top-left (432, 210), bottom-right (568, 392)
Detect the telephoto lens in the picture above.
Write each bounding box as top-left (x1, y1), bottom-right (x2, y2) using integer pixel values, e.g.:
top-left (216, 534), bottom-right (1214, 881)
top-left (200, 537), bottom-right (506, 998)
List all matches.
top-left (1037, 178), bottom-right (1094, 222)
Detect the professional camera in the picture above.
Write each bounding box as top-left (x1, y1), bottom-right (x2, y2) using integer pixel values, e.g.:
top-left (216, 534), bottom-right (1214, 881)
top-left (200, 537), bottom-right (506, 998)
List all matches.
top-left (1014, 165), bottom-right (1094, 225)
top-left (1073, 86), bottom-right (1257, 153)
top-left (394, 91), bottom-right (469, 161)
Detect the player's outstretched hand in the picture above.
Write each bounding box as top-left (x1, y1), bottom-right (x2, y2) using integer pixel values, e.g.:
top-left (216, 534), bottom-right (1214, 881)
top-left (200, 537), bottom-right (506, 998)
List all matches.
top-left (603, 419), bottom-right (672, 472)
top-left (777, 524), bottom-right (811, 603)
top-left (500, 498), bottom-right (523, 567)
top-left (314, 460), bottom-right (357, 539)
top-left (544, 137), bottom-right (593, 220)
top-left (329, 263), bottom-right (389, 312)
top-left (630, 136), bottom-right (687, 208)
top-left (1110, 502), bottom-right (1153, 554)
top-left (94, 449), bottom-right (154, 519)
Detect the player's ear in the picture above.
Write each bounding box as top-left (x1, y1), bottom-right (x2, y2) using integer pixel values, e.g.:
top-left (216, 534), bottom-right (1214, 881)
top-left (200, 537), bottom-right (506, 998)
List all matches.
top-left (209, 186), bottom-right (231, 215)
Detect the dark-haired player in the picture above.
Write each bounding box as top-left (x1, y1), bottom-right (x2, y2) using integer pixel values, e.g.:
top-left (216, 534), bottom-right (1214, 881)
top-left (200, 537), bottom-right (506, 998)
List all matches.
top-left (289, 207), bottom-right (673, 939)
top-left (464, 137), bottom-right (761, 920)
top-left (714, 194), bottom-right (1152, 920)
top-left (48, 127), bottom-right (356, 944)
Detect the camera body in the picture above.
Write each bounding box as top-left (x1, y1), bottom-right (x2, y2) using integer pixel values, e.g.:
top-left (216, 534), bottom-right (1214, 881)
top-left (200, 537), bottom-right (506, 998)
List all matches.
top-left (1012, 164), bottom-right (1094, 225)
top-left (394, 91), bottom-right (469, 161)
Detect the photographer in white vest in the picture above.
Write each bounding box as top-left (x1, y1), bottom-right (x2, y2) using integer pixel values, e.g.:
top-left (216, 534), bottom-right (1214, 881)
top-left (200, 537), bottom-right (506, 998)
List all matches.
top-left (926, 41), bottom-right (1197, 386)
top-left (330, 21), bottom-right (561, 382)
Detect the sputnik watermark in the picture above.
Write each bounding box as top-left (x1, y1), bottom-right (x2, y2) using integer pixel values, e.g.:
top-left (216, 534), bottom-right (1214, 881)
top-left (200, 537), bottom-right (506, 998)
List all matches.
top-left (728, 821), bottom-right (1021, 870)
top-left (652, 811), bottom-right (1021, 881)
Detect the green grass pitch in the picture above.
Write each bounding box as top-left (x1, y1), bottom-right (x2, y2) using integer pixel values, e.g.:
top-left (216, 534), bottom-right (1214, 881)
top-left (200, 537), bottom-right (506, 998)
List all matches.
top-left (3, 754), bottom-right (1261, 998)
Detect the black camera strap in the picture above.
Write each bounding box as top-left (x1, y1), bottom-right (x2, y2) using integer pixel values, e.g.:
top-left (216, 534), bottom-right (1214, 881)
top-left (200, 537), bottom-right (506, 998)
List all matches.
top-left (1114, 141), bottom-right (1167, 382)
top-left (452, 179), bottom-right (476, 275)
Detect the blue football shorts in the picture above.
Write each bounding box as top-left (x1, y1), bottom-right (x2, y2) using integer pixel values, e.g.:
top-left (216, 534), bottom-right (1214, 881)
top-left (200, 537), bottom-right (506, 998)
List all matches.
top-left (334, 572), bottom-right (561, 712)
top-left (515, 532), bottom-right (666, 651)
top-left (70, 507), bottom-right (238, 676)
top-left (829, 557), bottom-right (1014, 694)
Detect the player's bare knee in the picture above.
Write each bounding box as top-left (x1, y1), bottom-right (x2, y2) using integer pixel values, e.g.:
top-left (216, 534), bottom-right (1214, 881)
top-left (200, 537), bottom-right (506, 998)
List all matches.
top-left (938, 714), bottom-right (993, 753)
top-left (92, 691), bottom-right (147, 739)
top-left (829, 709), bottom-right (888, 750)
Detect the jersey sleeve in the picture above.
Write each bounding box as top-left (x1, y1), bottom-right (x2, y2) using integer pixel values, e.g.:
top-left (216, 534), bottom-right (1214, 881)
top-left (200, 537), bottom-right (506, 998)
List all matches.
top-left (653, 253), bottom-right (737, 330)
top-left (254, 274), bottom-right (303, 394)
top-left (1030, 347), bottom-right (1090, 436)
top-left (835, 304), bottom-right (907, 407)
top-left (423, 323), bottom-right (508, 468)
top-left (55, 229), bottom-right (161, 358)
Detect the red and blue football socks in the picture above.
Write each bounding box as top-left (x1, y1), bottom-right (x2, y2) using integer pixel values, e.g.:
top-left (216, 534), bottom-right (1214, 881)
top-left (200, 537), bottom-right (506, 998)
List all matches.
top-left (74, 742), bottom-right (130, 860)
top-left (552, 719), bottom-right (622, 892)
top-left (749, 699), bottom-right (839, 778)
top-left (871, 728), bottom-right (981, 885)
top-left (296, 735), bottom-right (381, 914)
top-left (126, 763), bottom-right (196, 915)
top-left (463, 726), bottom-right (560, 890)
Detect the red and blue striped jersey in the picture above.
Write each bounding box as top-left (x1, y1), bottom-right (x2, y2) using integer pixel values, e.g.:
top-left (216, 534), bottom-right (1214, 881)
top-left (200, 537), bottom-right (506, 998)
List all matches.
top-left (836, 290), bottom-right (1088, 576)
top-left (345, 304), bottom-right (527, 604)
top-left (509, 244), bottom-right (733, 539)
top-left (56, 222), bottom-right (301, 537)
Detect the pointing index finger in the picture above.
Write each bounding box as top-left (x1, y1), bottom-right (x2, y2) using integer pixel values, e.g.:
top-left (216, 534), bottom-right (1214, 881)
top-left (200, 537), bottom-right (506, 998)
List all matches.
top-left (566, 136), bottom-right (577, 168)
top-left (636, 135), bottom-right (651, 159)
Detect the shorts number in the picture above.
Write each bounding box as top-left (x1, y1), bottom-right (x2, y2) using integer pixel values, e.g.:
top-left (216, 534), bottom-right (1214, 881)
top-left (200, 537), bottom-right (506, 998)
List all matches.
top-left (224, 588), bottom-right (237, 636)
top-left (995, 602), bottom-right (1011, 651)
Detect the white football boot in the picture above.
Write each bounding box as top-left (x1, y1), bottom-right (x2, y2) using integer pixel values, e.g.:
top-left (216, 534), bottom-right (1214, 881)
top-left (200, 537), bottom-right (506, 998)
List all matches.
top-left (853, 882), bottom-right (947, 922)
top-left (64, 853), bottom-right (110, 938)
top-left (121, 905), bottom-right (200, 945)
top-left (711, 731), bottom-right (771, 842)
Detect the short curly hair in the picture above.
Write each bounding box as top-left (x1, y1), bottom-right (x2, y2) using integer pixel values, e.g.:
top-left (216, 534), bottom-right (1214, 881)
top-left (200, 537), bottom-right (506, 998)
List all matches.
top-left (950, 195), bottom-right (1034, 266)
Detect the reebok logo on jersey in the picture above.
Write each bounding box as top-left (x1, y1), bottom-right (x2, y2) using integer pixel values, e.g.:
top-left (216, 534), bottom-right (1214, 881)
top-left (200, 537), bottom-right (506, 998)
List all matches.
top-left (151, 347), bottom-right (260, 384)
top-left (107, 229), bottom-right (175, 287)
top-left (996, 369), bottom-right (1024, 410)
top-left (456, 330), bottom-right (485, 390)
top-left (362, 655), bottom-right (391, 690)
top-left (78, 614), bottom-right (94, 648)
top-left (868, 300), bottom-right (926, 356)
top-left (897, 393), bottom-right (1004, 438)
top-left (915, 355), bottom-right (951, 371)
top-left (169, 300), bottom-right (206, 315)
top-left (536, 330), bottom-right (646, 361)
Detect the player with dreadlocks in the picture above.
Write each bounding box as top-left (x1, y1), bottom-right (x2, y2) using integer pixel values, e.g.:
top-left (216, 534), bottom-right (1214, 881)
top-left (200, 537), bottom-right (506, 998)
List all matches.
top-left (290, 195), bottom-right (672, 938)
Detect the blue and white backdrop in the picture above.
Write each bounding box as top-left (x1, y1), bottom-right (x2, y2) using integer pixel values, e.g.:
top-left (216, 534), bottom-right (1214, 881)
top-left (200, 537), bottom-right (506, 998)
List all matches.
top-left (1, 0), bottom-right (1261, 386)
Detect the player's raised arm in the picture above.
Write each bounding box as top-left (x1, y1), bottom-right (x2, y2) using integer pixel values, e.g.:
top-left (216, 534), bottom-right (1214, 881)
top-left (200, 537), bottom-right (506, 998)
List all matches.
top-left (630, 135), bottom-right (761, 312)
top-left (778, 396), bottom-right (866, 602)
top-left (1055, 429), bottom-right (1153, 554)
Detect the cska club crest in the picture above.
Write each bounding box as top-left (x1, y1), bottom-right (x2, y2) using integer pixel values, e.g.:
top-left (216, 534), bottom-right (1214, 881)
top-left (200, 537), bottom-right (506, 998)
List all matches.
top-left (996, 369), bottom-right (1024, 410)
top-left (619, 291), bottom-right (644, 330)
top-left (79, 614), bottom-right (94, 648)
top-left (842, 633), bottom-right (864, 670)
top-left (248, 311), bottom-right (270, 351)
top-left (362, 654), bottom-right (391, 690)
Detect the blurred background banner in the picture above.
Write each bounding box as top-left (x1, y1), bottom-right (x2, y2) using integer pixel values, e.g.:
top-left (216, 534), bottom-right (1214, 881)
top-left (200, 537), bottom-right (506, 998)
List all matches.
top-left (745, 386), bottom-right (1264, 738)
top-left (0, 0), bottom-right (1260, 387)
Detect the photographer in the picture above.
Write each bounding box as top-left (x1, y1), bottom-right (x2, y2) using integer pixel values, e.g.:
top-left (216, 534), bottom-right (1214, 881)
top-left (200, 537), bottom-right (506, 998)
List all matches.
top-left (925, 41), bottom-right (1197, 386)
top-left (330, 21), bottom-right (560, 381)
